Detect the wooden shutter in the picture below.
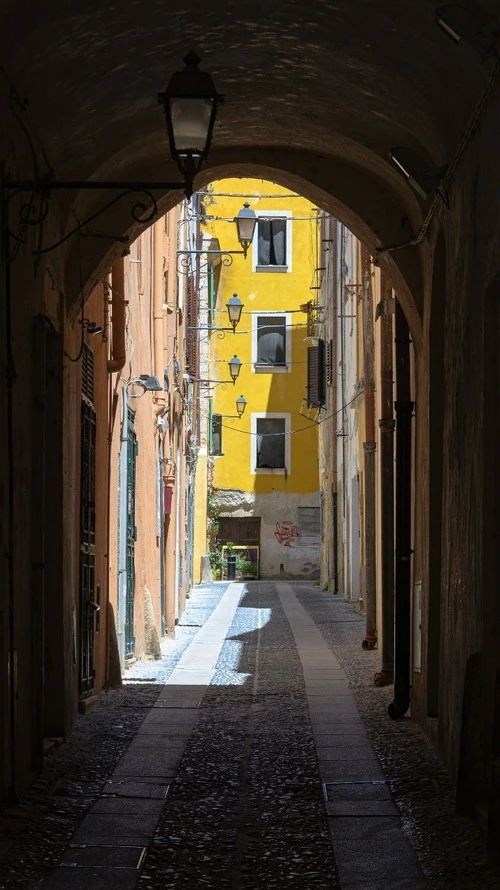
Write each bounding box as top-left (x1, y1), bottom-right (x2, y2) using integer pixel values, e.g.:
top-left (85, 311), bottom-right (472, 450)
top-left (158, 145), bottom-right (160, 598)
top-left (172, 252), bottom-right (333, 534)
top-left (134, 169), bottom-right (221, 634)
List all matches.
top-left (307, 339), bottom-right (325, 407)
top-left (186, 278), bottom-right (199, 377)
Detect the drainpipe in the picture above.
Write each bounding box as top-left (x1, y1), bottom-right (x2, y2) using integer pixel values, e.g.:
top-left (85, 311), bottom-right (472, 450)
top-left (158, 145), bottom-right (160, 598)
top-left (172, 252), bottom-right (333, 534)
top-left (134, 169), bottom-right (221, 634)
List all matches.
top-left (107, 260), bottom-right (126, 373)
top-left (174, 441), bottom-right (182, 621)
top-left (117, 386), bottom-right (128, 671)
top-left (153, 221), bottom-right (165, 388)
top-left (339, 225), bottom-right (348, 595)
top-left (106, 261), bottom-right (127, 679)
top-left (361, 246), bottom-right (377, 650)
top-left (330, 222), bottom-right (339, 595)
top-left (2, 213), bottom-right (17, 798)
top-left (374, 276), bottom-right (395, 687)
top-left (153, 220), bottom-right (167, 636)
top-left (389, 301), bottom-right (414, 719)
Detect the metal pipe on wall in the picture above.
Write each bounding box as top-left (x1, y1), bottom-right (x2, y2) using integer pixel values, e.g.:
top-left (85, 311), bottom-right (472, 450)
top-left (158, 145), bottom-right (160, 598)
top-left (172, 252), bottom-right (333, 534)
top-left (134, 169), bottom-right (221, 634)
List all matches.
top-left (107, 260), bottom-right (126, 374)
top-left (106, 261), bottom-right (127, 682)
top-left (389, 300), bottom-right (413, 719)
top-left (153, 222), bottom-right (167, 637)
top-left (374, 276), bottom-right (395, 687)
top-left (117, 386), bottom-right (128, 671)
top-left (2, 217), bottom-right (17, 799)
top-left (361, 246), bottom-right (377, 650)
top-left (339, 224), bottom-right (348, 595)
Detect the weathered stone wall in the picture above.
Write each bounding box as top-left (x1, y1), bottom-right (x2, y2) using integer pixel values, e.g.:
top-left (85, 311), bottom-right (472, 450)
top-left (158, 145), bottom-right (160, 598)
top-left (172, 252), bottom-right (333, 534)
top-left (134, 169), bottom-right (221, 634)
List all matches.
top-left (437, 96), bottom-right (500, 793)
top-left (216, 489), bottom-right (320, 579)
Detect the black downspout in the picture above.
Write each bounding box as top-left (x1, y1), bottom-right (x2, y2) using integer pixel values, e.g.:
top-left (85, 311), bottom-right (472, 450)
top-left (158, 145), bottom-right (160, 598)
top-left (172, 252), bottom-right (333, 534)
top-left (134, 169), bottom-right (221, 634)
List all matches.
top-left (389, 301), bottom-right (413, 719)
top-left (2, 195), bottom-right (17, 797)
top-left (159, 442), bottom-right (166, 637)
top-left (374, 278), bottom-right (395, 687)
top-left (332, 490), bottom-right (339, 595)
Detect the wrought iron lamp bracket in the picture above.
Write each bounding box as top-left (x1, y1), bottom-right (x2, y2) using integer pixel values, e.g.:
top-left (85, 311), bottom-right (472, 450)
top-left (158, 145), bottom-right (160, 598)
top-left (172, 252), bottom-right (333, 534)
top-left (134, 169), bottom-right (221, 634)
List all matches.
top-left (3, 178), bottom-right (188, 256)
top-left (176, 248), bottom-right (245, 276)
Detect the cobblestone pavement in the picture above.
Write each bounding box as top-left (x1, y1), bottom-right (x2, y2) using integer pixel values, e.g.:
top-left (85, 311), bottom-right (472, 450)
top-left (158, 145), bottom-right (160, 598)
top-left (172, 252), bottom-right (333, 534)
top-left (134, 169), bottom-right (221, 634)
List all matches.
top-left (137, 582), bottom-right (338, 890)
top-left (1, 581), bottom-right (499, 889)
top-left (0, 584), bottom-right (229, 890)
top-left (293, 583), bottom-right (500, 890)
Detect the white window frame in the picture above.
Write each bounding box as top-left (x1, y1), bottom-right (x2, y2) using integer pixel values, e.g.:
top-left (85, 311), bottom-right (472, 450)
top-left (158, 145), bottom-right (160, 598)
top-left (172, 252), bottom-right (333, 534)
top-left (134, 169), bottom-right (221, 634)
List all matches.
top-left (251, 412), bottom-right (291, 475)
top-left (251, 312), bottom-right (291, 374)
top-left (252, 210), bottom-right (292, 273)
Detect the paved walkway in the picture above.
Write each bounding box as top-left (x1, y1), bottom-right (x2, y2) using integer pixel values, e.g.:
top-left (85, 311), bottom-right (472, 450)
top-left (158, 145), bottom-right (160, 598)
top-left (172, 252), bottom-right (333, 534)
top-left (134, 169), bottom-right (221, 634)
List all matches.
top-left (39, 581), bottom-right (428, 890)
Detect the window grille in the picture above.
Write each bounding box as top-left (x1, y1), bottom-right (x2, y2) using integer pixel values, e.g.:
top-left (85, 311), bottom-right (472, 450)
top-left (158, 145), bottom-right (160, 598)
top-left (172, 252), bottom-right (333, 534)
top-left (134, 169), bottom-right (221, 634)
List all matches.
top-left (81, 343), bottom-right (94, 405)
top-left (326, 339), bottom-right (333, 386)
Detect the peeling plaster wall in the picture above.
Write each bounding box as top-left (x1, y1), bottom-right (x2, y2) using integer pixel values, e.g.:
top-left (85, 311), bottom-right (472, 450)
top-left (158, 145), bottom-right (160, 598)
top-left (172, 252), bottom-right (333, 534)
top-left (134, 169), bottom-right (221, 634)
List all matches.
top-left (216, 489), bottom-right (320, 579)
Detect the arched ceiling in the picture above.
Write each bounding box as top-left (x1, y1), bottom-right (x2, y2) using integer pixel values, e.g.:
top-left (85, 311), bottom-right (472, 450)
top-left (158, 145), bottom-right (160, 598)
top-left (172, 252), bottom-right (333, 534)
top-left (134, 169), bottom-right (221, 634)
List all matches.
top-left (0, 0), bottom-right (496, 337)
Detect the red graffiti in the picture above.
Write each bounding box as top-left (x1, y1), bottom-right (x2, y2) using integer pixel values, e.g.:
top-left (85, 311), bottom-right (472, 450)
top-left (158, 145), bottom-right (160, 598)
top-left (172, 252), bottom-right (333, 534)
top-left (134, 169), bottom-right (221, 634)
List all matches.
top-left (274, 520), bottom-right (299, 547)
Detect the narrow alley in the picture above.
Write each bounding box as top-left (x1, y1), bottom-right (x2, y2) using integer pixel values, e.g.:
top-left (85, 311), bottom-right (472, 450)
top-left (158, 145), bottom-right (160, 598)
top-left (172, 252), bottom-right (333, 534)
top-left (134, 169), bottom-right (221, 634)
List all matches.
top-left (1, 583), bottom-right (497, 890)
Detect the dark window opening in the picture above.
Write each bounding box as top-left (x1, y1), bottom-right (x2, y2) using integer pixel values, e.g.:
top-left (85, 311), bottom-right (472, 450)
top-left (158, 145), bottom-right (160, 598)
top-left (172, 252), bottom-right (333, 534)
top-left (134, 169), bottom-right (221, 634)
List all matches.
top-left (256, 316), bottom-right (287, 367)
top-left (257, 218), bottom-right (287, 267)
top-left (256, 417), bottom-right (286, 468)
top-left (211, 413), bottom-right (222, 456)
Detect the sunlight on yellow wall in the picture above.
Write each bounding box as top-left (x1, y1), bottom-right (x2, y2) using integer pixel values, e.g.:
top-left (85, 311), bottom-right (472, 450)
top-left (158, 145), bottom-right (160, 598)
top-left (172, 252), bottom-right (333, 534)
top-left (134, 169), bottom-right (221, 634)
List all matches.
top-left (203, 178), bottom-right (320, 495)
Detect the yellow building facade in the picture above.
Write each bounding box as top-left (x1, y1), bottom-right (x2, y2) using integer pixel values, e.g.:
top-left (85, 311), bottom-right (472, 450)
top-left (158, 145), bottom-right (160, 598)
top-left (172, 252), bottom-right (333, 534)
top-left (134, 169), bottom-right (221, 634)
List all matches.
top-left (201, 178), bottom-right (321, 579)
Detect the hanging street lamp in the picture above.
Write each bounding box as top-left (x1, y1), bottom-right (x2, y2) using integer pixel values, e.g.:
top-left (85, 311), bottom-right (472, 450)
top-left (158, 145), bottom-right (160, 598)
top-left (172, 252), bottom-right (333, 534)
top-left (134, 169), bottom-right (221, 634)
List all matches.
top-left (5, 53), bottom-right (223, 257)
top-left (226, 293), bottom-right (244, 331)
top-left (158, 51), bottom-right (223, 198)
top-left (234, 202), bottom-right (258, 258)
top-left (236, 395), bottom-right (247, 417)
top-left (228, 354), bottom-right (242, 384)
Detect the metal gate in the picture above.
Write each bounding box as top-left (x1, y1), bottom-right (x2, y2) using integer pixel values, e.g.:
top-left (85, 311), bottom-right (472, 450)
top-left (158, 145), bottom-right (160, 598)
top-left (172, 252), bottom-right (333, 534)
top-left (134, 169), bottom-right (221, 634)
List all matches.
top-left (125, 408), bottom-right (138, 657)
top-left (79, 377), bottom-right (97, 696)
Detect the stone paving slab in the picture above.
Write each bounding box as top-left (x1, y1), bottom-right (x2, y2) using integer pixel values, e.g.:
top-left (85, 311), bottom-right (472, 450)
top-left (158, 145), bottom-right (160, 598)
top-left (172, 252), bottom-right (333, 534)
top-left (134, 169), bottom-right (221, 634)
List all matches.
top-left (91, 798), bottom-right (166, 815)
top-left (126, 737), bottom-right (186, 751)
top-left (44, 868), bottom-right (139, 889)
top-left (140, 708), bottom-right (198, 724)
top-left (326, 799), bottom-right (400, 816)
top-left (330, 817), bottom-right (429, 889)
top-left (324, 781), bottom-right (392, 801)
top-left (103, 781), bottom-right (170, 799)
top-left (112, 754), bottom-right (182, 776)
top-left (71, 814), bottom-right (158, 840)
top-left (135, 723), bottom-right (193, 736)
top-left (318, 759), bottom-right (385, 780)
top-left (151, 699), bottom-right (201, 709)
top-left (60, 845), bottom-right (146, 868)
top-left (316, 746), bottom-right (375, 761)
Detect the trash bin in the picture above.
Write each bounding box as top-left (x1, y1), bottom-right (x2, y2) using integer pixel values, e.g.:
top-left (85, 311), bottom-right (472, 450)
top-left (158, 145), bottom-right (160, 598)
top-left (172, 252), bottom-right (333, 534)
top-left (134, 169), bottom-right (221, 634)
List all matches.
top-left (226, 553), bottom-right (237, 580)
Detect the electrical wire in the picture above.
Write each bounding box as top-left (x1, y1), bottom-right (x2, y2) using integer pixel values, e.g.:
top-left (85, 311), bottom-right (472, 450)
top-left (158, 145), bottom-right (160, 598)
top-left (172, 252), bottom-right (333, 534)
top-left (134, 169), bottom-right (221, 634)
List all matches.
top-left (198, 191), bottom-right (302, 199)
top-left (203, 391), bottom-right (361, 438)
top-left (377, 54), bottom-right (500, 256)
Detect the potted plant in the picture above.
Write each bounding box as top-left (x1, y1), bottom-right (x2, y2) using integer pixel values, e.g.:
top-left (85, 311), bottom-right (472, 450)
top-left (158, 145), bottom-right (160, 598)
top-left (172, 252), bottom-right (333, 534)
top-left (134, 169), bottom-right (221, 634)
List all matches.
top-left (209, 541), bottom-right (224, 580)
top-left (236, 555), bottom-right (257, 580)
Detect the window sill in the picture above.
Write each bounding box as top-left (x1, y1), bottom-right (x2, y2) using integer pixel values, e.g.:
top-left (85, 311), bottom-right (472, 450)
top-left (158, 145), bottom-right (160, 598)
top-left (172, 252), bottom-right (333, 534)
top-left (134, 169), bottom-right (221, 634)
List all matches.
top-left (255, 265), bottom-right (289, 273)
top-left (253, 467), bottom-right (287, 475)
top-left (254, 364), bottom-right (289, 373)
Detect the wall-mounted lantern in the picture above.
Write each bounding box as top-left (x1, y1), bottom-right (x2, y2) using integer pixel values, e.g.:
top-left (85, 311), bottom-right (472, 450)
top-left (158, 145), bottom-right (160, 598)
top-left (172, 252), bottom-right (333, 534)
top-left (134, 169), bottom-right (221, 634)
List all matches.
top-left (158, 51), bottom-right (223, 196)
top-left (226, 293), bottom-right (244, 331)
top-left (234, 202), bottom-right (258, 258)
